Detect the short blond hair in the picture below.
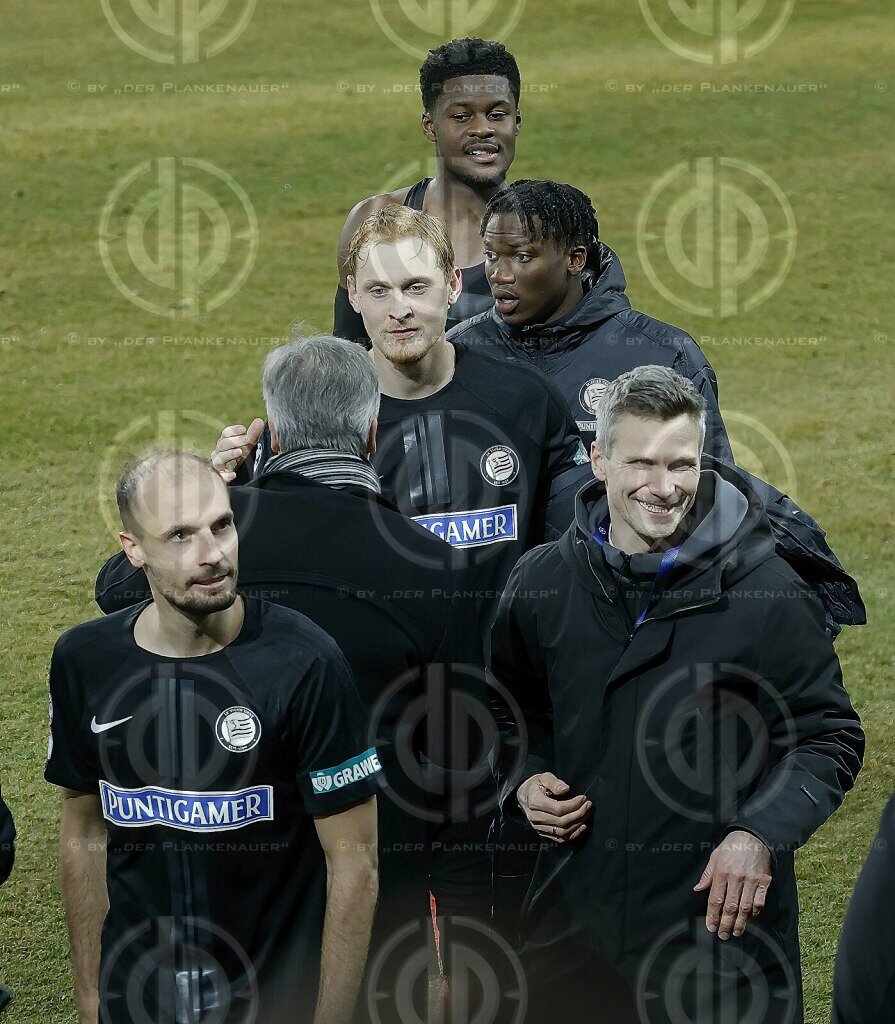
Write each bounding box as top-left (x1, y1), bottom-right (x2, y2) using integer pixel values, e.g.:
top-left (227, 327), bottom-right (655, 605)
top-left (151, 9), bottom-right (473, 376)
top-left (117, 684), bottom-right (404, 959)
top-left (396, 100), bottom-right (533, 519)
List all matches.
top-left (345, 204), bottom-right (456, 282)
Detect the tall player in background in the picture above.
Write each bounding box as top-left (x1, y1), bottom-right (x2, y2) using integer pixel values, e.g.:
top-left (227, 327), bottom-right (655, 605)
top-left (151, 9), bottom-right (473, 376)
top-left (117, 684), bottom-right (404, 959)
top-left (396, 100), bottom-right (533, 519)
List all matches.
top-left (333, 38), bottom-right (522, 342)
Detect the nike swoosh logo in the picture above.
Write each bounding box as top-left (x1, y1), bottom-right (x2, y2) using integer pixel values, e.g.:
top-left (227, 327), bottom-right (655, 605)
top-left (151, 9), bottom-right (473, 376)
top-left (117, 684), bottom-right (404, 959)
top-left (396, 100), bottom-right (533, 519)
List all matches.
top-left (90, 715), bottom-right (133, 734)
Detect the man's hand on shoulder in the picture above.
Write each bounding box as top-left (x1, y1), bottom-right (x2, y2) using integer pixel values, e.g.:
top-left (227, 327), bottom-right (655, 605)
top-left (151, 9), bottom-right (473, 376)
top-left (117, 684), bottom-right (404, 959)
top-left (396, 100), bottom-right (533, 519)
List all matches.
top-left (694, 829), bottom-right (773, 940)
top-left (516, 771), bottom-right (592, 844)
top-left (211, 418), bottom-right (265, 483)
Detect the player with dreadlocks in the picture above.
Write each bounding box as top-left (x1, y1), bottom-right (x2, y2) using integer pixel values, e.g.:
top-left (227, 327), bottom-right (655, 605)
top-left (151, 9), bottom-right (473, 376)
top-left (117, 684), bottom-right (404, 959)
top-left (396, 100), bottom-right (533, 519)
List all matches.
top-left (448, 179), bottom-right (733, 462)
top-left (448, 179), bottom-right (732, 944)
top-left (333, 38), bottom-right (523, 344)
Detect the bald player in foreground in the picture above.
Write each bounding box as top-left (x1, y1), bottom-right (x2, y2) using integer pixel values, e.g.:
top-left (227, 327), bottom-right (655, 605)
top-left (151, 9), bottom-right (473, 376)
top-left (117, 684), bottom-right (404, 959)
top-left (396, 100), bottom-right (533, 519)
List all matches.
top-left (47, 451), bottom-right (379, 1024)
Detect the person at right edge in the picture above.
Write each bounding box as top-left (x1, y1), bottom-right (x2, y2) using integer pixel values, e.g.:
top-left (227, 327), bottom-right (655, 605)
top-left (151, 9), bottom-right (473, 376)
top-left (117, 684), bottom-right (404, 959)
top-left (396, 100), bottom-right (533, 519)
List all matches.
top-left (447, 178), bottom-right (732, 459)
top-left (830, 791), bottom-right (895, 1024)
top-left (490, 365), bottom-right (865, 1023)
top-left (0, 783), bottom-right (14, 1013)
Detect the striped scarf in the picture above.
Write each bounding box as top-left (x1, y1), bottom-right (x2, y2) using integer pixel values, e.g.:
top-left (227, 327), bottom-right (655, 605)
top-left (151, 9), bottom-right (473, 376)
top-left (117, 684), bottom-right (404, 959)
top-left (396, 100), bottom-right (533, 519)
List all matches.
top-left (264, 448), bottom-right (382, 494)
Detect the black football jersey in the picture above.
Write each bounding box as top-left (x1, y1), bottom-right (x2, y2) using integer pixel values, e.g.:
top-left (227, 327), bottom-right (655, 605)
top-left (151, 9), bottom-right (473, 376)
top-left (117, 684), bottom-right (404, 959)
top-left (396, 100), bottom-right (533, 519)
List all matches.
top-left (46, 597), bottom-right (380, 1024)
top-left (372, 345), bottom-right (590, 622)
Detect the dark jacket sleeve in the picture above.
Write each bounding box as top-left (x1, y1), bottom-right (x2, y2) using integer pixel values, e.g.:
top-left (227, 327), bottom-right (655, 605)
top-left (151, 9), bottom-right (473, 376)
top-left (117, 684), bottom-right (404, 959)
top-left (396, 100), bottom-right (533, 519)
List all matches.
top-left (540, 378), bottom-right (593, 539)
top-left (831, 792), bottom-right (895, 1024)
top-left (727, 577), bottom-right (864, 860)
top-left (488, 557), bottom-right (554, 823)
top-left (674, 337), bottom-right (733, 464)
top-left (0, 784), bottom-right (14, 886)
top-left (333, 284), bottom-right (370, 345)
top-left (95, 552), bottom-right (150, 613)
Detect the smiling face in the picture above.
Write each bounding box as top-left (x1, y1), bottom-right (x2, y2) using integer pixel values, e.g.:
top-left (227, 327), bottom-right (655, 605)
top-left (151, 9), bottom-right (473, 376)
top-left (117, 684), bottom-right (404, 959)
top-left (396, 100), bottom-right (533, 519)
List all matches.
top-left (348, 236), bottom-right (461, 365)
top-left (591, 412), bottom-right (703, 553)
top-left (423, 74), bottom-right (520, 189)
top-left (120, 459), bottom-right (239, 616)
top-left (483, 211), bottom-right (587, 326)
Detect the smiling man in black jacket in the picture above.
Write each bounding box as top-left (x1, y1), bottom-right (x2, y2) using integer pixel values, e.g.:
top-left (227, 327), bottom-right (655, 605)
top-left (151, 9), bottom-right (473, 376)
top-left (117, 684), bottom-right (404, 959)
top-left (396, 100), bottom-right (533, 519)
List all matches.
top-left (491, 365), bottom-right (863, 1023)
top-left (448, 179), bottom-right (733, 462)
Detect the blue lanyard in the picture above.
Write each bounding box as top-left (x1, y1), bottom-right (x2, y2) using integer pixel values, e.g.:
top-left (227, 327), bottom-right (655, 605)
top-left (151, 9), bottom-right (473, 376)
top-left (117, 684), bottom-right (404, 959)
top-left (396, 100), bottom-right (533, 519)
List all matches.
top-left (592, 516), bottom-right (680, 628)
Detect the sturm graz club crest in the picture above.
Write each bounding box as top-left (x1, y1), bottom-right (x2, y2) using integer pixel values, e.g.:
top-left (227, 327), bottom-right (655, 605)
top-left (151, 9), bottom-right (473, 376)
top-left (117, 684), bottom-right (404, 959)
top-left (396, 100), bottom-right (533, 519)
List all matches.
top-left (215, 706), bottom-right (261, 753)
top-left (480, 445), bottom-right (520, 486)
top-left (579, 378), bottom-right (610, 416)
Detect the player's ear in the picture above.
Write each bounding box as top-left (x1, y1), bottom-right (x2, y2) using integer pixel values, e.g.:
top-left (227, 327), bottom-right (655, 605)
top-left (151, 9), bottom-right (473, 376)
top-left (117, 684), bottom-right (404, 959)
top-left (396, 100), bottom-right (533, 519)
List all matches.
top-left (568, 245), bottom-right (588, 276)
top-left (268, 419), bottom-right (281, 454)
top-left (119, 531), bottom-right (145, 568)
top-left (447, 267), bottom-right (462, 306)
top-left (515, 107), bottom-right (522, 134)
top-left (590, 442), bottom-right (608, 482)
top-left (366, 417), bottom-right (378, 457)
top-left (421, 110), bottom-right (436, 144)
top-left (347, 276), bottom-right (361, 312)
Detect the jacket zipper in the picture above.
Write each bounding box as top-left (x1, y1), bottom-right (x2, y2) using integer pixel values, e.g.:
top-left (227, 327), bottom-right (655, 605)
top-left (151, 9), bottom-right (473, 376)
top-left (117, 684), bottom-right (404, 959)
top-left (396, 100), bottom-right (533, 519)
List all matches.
top-left (584, 538), bottom-right (724, 633)
top-left (638, 593), bottom-right (724, 627)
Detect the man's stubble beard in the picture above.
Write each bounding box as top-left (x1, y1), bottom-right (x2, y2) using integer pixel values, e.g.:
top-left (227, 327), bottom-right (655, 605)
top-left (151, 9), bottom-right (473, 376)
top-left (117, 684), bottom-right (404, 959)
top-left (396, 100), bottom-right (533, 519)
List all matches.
top-left (376, 330), bottom-right (440, 366)
top-left (149, 564), bottom-right (240, 617)
top-left (448, 164), bottom-right (508, 193)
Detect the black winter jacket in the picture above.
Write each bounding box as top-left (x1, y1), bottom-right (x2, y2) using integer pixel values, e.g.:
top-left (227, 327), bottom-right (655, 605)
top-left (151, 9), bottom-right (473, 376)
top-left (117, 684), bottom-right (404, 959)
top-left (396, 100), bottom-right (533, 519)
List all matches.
top-left (489, 463), bottom-right (864, 1021)
top-left (448, 242), bottom-right (733, 462)
top-left (831, 791), bottom-right (895, 1024)
top-left (0, 784), bottom-right (13, 886)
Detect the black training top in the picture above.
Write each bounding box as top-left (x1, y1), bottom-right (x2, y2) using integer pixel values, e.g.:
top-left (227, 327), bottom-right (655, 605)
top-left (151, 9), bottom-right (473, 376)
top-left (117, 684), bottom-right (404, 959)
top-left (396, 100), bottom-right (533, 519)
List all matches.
top-left (46, 597), bottom-right (380, 1024)
top-left (333, 178), bottom-right (494, 344)
top-left (372, 343), bottom-right (590, 628)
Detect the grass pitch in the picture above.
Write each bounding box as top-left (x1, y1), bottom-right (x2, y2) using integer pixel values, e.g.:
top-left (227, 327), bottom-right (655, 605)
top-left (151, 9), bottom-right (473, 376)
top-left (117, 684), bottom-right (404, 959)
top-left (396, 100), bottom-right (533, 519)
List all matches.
top-left (0, 2), bottom-right (892, 1020)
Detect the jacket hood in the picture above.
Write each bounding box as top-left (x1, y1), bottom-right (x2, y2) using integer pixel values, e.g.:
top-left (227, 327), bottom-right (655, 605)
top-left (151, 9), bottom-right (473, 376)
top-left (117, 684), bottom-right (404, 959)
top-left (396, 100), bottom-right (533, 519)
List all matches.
top-left (491, 241), bottom-right (632, 351)
top-left (561, 462), bottom-right (776, 614)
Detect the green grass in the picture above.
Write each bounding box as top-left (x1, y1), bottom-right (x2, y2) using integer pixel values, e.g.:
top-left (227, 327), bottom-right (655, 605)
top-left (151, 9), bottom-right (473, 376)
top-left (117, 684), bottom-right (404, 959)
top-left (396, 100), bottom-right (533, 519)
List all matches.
top-left (1, 2), bottom-right (892, 1021)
